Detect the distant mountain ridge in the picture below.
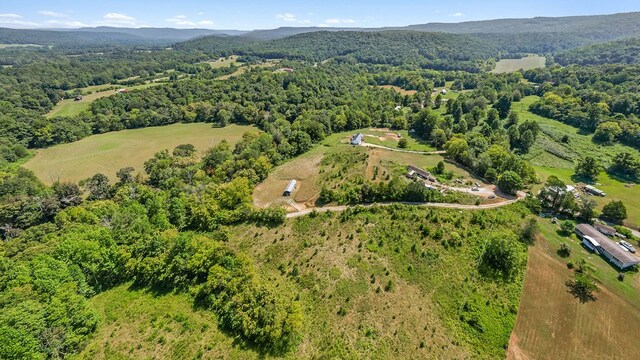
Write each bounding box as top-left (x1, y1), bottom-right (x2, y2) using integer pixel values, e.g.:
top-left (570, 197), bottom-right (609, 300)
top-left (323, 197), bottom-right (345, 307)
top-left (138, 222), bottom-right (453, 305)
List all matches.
top-left (1, 12), bottom-right (640, 48)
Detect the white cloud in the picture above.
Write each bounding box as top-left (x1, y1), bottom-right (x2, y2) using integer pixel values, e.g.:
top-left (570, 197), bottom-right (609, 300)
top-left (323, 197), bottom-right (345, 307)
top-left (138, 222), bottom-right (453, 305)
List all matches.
top-left (39, 10), bottom-right (67, 18)
top-left (276, 13), bottom-right (298, 22)
top-left (45, 19), bottom-right (90, 28)
top-left (101, 12), bottom-right (136, 26)
top-left (451, 12), bottom-right (465, 17)
top-left (275, 13), bottom-right (311, 24)
top-left (165, 15), bottom-right (197, 27)
top-left (198, 20), bottom-right (215, 26)
top-left (320, 18), bottom-right (357, 27)
top-left (0, 13), bottom-right (22, 19)
top-left (0, 13), bottom-right (39, 27)
top-left (324, 18), bottom-right (355, 24)
top-left (197, 12), bottom-right (205, 15)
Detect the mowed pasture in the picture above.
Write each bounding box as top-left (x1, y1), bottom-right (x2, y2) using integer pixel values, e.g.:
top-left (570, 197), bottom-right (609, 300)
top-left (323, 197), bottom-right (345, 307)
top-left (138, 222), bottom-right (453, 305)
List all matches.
top-left (204, 55), bottom-right (240, 68)
top-left (508, 220), bottom-right (640, 360)
top-left (24, 123), bottom-right (254, 184)
top-left (492, 55), bottom-right (546, 73)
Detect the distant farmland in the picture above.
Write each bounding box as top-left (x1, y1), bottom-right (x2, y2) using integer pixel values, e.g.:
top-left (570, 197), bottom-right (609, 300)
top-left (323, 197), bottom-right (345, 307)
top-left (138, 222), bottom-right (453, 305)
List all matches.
top-left (24, 123), bottom-right (255, 184)
top-left (492, 55), bottom-right (546, 73)
top-left (46, 82), bottom-right (164, 118)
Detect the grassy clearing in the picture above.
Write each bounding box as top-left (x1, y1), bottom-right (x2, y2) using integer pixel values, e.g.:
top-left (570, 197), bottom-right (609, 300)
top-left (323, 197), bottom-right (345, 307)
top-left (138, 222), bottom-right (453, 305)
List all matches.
top-left (376, 85), bottom-right (417, 95)
top-left (507, 220), bottom-right (640, 360)
top-left (24, 123), bottom-right (254, 184)
top-left (228, 204), bottom-right (530, 359)
top-left (361, 128), bottom-right (435, 152)
top-left (253, 130), bottom-right (468, 209)
top-left (533, 166), bottom-right (640, 228)
top-left (513, 96), bottom-right (640, 226)
top-left (492, 55), bottom-right (546, 73)
top-left (204, 55), bottom-right (240, 68)
top-left (74, 284), bottom-right (258, 360)
top-left (0, 43), bottom-right (43, 48)
top-left (515, 96), bottom-right (639, 169)
top-left (46, 82), bottom-right (165, 118)
top-left (216, 61), bottom-right (278, 80)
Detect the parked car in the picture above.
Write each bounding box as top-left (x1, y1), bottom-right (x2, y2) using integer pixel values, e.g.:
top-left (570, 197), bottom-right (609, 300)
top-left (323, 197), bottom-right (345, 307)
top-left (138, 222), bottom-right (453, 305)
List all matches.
top-left (551, 217), bottom-right (558, 224)
top-left (471, 187), bottom-right (479, 191)
top-left (617, 242), bottom-right (631, 252)
top-left (619, 240), bottom-right (637, 253)
top-left (488, 194), bottom-right (496, 199)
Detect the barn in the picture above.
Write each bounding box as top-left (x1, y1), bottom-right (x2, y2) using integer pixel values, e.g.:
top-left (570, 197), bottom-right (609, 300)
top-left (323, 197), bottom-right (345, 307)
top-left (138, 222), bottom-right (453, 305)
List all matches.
top-left (283, 180), bottom-right (297, 196)
top-left (575, 224), bottom-right (639, 270)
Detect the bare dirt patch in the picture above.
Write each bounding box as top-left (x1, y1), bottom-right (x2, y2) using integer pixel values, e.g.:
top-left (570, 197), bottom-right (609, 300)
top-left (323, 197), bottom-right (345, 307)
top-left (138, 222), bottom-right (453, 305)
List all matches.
top-left (253, 153), bottom-right (324, 208)
top-left (377, 85), bottom-right (417, 96)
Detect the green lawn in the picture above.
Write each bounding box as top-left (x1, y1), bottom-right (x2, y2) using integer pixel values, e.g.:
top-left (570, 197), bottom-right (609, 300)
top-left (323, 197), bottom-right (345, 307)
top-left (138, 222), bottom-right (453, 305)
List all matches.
top-left (534, 166), bottom-right (640, 228)
top-left (24, 123), bottom-right (255, 184)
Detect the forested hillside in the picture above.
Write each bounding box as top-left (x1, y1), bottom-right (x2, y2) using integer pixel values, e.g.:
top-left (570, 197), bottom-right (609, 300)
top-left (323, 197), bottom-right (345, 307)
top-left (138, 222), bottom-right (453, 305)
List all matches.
top-left (555, 38), bottom-right (640, 65)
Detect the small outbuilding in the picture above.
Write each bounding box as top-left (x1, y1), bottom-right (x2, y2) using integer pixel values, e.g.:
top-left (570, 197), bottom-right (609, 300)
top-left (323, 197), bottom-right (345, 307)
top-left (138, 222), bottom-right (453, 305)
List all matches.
top-left (584, 185), bottom-right (606, 197)
top-left (350, 133), bottom-right (364, 146)
top-left (283, 180), bottom-right (297, 196)
top-left (74, 96), bottom-right (83, 101)
top-left (594, 222), bottom-right (616, 236)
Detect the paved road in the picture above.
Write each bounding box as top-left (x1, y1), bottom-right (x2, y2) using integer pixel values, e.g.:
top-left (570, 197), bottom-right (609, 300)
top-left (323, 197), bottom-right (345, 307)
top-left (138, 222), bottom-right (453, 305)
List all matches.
top-left (286, 194), bottom-right (524, 218)
top-left (361, 142), bottom-right (446, 155)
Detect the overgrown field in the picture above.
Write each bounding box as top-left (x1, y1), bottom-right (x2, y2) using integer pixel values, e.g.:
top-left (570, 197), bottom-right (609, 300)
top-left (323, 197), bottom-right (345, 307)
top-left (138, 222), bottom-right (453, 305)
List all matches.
top-left (75, 285), bottom-right (259, 359)
top-left (24, 123), bottom-right (254, 184)
top-left (492, 56), bottom-right (546, 73)
top-left (508, 220), bottom-right (640, 360)
top-left (225, 204), bottom-right (531, 359)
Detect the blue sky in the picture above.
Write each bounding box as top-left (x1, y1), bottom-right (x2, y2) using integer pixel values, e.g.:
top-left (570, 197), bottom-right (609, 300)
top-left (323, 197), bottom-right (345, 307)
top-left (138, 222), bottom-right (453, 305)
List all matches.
top-left (1, 1), bottom-right (639, 30)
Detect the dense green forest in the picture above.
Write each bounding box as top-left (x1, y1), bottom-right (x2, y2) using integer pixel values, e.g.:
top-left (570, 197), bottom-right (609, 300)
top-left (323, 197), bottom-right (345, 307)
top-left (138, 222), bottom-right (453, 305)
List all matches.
top-left (555, 38), bottom-right (640, 65)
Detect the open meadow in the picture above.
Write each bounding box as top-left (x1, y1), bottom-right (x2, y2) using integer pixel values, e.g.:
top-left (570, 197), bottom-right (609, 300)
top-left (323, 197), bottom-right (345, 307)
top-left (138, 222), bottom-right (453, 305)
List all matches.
top-left (24, 123), bottom-right (254, 184)
top-left (46, 82), bottom-right (165, 118)
top-left (492, 55), bottom-right (546, 73)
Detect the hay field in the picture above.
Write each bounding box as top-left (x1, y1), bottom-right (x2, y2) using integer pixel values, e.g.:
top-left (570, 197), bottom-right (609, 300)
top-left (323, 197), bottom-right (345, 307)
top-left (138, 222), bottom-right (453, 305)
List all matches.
top-left (492, 55), bottom-right (546, 73)
top-left (508, 221), bottom-right (640, 360)
top-left (24, 123), bottom-right (254, 184)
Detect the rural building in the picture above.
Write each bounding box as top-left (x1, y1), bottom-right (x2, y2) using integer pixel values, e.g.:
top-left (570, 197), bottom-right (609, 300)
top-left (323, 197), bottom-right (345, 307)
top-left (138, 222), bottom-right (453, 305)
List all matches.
top-left (283, 180), bottom-right (297, 196)
top-left (281, 67), bottom-right (294, 72)
top-left (407, 165), bottom-right (436, 182)
top-left (441, 89), bottom-right (447, 95)
top-left (594, 222), bottom-right (617, 236)
top-left (575, 224), bottom-right (639, 270)
top-left (584, 185), bottom-right (606, 197)
top-left (117, 88), bottom-right (129, 93)
top-left (548, 184), bottom-right (577, 196)
top-left (350, 133), bottom-right (364, 146)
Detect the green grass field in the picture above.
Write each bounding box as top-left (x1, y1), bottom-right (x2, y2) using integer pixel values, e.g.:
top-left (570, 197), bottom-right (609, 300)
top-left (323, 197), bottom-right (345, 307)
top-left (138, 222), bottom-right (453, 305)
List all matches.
top-left (46, 82), bottom-right (166, 118)
top-left (515, 96), bottom-right (639, 169)
top-left (74, 284), bottom-right (258, 360)
top-left (24, 123), bottom-right (255, 184)
top-left (492, 56), bottom-right (546, 73)
top-left (204, 55), bottom-right (240, 68)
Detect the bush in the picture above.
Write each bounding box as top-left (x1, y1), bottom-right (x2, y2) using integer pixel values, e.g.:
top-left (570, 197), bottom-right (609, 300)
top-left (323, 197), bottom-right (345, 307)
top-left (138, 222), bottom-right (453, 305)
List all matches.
top-left (560, 220), bottom-right (575, 236)
top-left (601, 200), bottom-right (627, 224)
top-left (497, 171), bottom-right (524, 196)
top-left (557, 243), bottom-right (571, 258)
top-left (398, 138), bottom-right (408, 148)
top-left (481, 236), bottom-right (524, 280)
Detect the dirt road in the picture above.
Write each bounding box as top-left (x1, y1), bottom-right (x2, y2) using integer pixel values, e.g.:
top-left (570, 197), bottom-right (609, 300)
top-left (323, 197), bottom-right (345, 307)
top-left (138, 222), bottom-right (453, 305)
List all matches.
top-left (360, 142), bottom-right (446, 155)
top-left (286, 193), bottom-right (525, 218)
